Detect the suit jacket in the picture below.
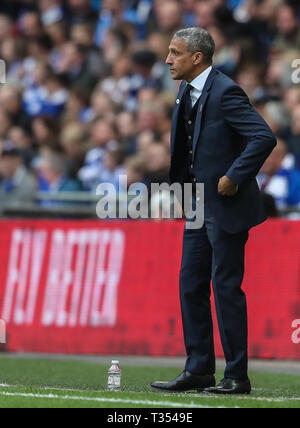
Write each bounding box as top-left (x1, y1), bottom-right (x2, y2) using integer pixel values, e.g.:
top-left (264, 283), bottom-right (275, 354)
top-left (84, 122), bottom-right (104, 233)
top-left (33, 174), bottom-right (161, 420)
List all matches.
top-left (169, 67), bottom-right (277, 234)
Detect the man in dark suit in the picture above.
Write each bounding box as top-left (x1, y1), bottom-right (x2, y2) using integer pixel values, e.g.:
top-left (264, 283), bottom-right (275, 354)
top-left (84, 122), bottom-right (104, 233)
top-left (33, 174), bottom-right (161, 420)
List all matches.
top-left (151, 28), bottom-right (277, 395)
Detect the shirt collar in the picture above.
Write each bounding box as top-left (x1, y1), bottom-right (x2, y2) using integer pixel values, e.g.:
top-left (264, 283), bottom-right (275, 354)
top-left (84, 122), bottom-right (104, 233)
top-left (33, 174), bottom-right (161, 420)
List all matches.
top-left (189, 66), bottom-right (213, 92)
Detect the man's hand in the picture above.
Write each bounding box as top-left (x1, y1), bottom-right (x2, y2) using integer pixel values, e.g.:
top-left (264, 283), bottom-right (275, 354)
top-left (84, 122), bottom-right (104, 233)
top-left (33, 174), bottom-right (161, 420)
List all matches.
top-left (218, 176), bottom-right (239, 196)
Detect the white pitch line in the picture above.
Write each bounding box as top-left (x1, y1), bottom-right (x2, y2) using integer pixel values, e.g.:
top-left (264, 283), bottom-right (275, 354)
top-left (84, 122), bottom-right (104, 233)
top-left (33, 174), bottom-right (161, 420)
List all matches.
top-left (232, 396), bottom-right (300, 403)
top-left (1, 384), bottom-right (299, 405)
top-left (0, 391), bottom-right (231, 408)
top-left (174, 393), bottom-right (300, 404)
top-left (0, 383), bottom-right (100, 394)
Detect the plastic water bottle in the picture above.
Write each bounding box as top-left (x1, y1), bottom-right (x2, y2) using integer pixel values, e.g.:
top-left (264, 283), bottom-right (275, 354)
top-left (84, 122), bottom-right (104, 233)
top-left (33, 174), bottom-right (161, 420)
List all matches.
top-left (108, 360), bottom-right (121, 391)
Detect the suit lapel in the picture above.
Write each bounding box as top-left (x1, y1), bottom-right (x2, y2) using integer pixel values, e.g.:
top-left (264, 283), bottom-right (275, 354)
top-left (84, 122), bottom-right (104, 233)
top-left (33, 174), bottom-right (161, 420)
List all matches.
top-left (171, 82), bottom-right (187, 157)
top-left (192, 67), bottom-right (217, 161)
top-left (171, 67), bottom-right (218, 159)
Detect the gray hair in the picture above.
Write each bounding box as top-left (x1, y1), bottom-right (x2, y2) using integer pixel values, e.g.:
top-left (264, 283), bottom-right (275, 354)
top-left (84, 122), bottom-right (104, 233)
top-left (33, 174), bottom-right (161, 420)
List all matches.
top-left (173, 28), bottom-right (215, 64)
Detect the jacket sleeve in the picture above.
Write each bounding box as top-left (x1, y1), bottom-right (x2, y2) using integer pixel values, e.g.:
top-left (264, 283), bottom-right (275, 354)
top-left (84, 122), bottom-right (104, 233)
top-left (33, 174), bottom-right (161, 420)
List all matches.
top-left (221, 85), bottom-right (277, 186)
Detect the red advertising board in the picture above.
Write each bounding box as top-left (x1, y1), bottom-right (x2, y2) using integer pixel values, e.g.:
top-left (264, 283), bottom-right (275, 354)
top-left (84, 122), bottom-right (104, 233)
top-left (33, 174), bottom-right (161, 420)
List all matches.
top-left (0, 218), bottom-right (299, 359)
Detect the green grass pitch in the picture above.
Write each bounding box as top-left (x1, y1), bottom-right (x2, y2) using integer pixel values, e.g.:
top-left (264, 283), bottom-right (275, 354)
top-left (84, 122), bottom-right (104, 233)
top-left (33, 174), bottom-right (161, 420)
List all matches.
top-left (0, 356), bottom-right (299, 408)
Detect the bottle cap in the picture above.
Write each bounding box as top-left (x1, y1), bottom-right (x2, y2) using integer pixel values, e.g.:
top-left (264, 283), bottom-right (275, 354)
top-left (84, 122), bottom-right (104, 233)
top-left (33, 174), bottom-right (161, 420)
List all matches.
top-left (112, 360), bottom-right (119, 365)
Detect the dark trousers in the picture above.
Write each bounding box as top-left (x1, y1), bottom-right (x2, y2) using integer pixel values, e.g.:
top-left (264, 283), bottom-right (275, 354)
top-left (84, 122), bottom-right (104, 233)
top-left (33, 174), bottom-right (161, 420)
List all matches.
top-left (180, 201), bottom-right (249, 380)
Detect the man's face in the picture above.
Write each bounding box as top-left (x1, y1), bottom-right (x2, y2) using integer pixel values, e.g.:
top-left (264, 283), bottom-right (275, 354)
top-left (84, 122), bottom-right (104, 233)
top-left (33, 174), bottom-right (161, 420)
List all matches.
top-left (0, 156), bottom-right (20, 179)
top-left (166, 38), bottom-right (198, 81)
top-left (277, 6), bottom-right (298, 36)
top-left (68, 0), bottom-right (90, 10)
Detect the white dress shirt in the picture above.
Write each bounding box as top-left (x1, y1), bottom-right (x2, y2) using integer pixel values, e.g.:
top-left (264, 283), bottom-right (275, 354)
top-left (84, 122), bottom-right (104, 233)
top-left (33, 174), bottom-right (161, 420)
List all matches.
top-left (188, 66), bottom-right (213, 107)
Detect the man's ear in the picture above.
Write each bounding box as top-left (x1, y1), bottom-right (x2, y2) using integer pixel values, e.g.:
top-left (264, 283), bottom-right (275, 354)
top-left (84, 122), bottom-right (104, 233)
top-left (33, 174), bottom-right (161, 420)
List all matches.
top-left (194, 52), bottom-right (204, 66)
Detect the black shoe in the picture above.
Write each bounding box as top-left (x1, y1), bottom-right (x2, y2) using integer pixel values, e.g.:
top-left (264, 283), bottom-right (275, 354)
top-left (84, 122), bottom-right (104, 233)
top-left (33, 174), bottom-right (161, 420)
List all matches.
top-left (204, 378), bottom-right (251, 395)
top-left (151, 371), bottom-right (216, 393)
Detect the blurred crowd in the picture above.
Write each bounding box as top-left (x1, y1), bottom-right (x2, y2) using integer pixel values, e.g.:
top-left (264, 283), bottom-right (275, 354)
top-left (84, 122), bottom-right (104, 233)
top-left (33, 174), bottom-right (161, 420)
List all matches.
top-left (0, 0), bottom-right (300, 216)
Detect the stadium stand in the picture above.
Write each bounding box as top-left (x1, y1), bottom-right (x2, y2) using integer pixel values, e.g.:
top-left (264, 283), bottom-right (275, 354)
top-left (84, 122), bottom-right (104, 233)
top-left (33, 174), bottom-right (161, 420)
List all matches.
top-left (0, 0), bottom-right (299, 218)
